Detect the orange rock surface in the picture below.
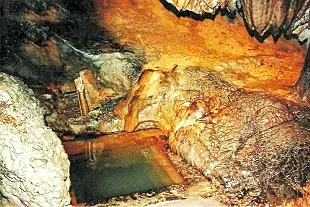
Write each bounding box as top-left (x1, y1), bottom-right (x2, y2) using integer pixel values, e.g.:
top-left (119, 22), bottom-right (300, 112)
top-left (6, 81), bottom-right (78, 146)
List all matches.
top-left (92, 0), bottom-right (306, 104)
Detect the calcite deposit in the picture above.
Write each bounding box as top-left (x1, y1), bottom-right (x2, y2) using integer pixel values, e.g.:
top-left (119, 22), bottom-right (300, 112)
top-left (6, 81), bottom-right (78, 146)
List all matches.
top-left (1, 0), bottom-right (309, 206)
top-left (93, 0), bottom-right (307, 103)
top-left (0, 73), bottom-right (71, 207)
top-left (98, 66), bottom-right (310, 205)
top-left (163, 0), bottom-right (310, 103)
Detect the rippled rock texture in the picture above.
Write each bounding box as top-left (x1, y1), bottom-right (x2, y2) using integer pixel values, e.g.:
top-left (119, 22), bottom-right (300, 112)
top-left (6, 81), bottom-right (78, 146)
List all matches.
top-left (165, 0), bottom-right (309, 39)
top-left (99, 66), bottom-right (310, 205)
top-left (0, 73), bottom-right (71, 207)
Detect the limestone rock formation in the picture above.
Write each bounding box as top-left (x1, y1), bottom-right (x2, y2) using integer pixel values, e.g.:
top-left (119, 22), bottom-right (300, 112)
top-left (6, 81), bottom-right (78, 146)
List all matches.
top-left (98, 66), bottom-right (310, 205)
top-left (0, 73), bottom-right (71, 206)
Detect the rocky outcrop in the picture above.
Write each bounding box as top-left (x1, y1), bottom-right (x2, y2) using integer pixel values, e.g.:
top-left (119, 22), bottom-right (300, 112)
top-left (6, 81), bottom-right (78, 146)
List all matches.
top-left (0, 73), bottom-right (71, 206)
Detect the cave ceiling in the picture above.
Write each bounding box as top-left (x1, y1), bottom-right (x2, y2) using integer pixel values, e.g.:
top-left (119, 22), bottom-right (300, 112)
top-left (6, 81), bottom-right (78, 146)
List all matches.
top-left (93, 0), bottom-right (307, 103)
top-left (1, 0), bottom-right (308, 104)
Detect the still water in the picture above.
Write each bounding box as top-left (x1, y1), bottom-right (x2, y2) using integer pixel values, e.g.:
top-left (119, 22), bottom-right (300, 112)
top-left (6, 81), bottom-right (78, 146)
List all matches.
top-left (70, 143), bottom-right (183, 204)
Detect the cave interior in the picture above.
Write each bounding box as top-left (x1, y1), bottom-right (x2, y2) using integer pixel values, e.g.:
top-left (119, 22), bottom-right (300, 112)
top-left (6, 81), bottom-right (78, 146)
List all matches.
top-left (0, 0), bottom-right (310, 206)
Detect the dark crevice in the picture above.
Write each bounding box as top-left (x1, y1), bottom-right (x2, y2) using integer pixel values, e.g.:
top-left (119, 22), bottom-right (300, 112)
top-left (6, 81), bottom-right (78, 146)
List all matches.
top-left (0, 0), bottom-right (124, 84)
top-left (295, 45), bottom-right (310, 103)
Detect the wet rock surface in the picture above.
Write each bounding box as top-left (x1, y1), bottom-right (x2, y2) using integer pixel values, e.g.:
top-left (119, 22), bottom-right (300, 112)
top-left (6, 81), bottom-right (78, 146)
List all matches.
top-left (0, 73), bottom-right (71, 206)
top-left (98, 66), bottom-right (310, 205)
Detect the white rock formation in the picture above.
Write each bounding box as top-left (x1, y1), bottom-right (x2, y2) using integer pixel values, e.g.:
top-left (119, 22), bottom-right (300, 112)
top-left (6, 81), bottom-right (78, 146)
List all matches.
top-left (0, 73), bottom-right (71, 206)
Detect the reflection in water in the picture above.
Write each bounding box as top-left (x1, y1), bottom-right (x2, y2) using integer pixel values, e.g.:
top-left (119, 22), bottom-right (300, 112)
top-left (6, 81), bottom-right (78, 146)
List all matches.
top-left (70, 141), bottom-right (184, 204)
